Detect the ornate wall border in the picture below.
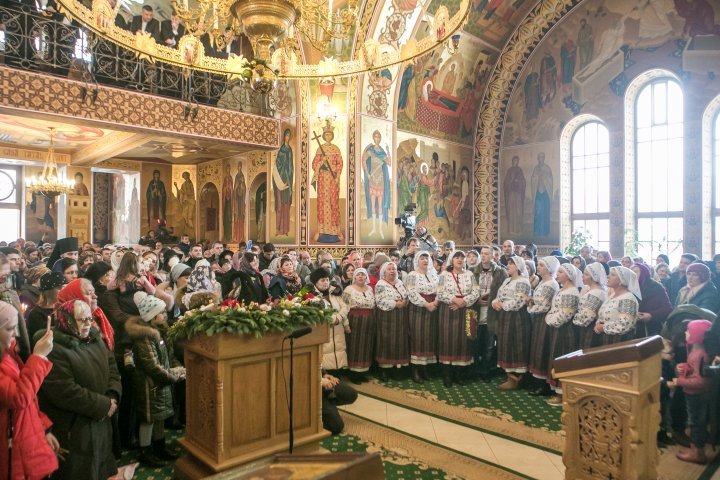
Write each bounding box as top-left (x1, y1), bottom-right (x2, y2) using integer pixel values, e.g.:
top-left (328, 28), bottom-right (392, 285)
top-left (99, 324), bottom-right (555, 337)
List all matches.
top-left (300, 80), bottom-right (310, 246)
top-left (472, 0), bottom-right (581, 246)
top-left (0, 66), bottom-right (280, 149)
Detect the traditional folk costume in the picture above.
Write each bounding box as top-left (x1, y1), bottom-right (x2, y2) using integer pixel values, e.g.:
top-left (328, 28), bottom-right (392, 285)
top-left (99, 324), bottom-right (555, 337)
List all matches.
top-left (573, 263), bottom-right (607, 349)
top-left (527, 256), bottom-right (560, 380)
top-left (545, 264), bottom-right (582, 401)
top-left (597, 266), bottom-right (640, 345)
top-left (342, 268), bottom-right (376, 375)
top-left (437, 254), bottom-right (480, 371)
top-left (406, 252), bottom-right (439, 368)
top-left (494, 256), bottom-right (532, 385)
top-left (375, 263), bottom-right (410, 371)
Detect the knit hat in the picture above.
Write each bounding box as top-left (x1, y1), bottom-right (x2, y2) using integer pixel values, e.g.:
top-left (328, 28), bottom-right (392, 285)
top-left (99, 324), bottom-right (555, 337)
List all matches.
top-left (133, 292), bottom-right (166, 322)
top-left (84, 262), bottom-right (112, 285)
top-left (40, 271), bottom-right (65, 291)
top-left (550, 249), bottom-right (563, 256)
top-left (686, 319), bottom-right (713, 346)
top-left (170, 263), bottom-right (191, 284)
top-left (687, 263), bottom-right (711, 283)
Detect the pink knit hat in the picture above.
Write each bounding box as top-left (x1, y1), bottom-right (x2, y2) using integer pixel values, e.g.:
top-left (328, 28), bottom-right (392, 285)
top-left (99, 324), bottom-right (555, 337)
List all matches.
top-left (686, 319), bottom-right (713, 346)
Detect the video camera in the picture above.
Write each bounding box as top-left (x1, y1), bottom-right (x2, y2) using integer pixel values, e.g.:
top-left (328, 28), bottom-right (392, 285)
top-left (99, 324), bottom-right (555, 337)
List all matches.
top-left (394, 203), bottom-right (417, 241)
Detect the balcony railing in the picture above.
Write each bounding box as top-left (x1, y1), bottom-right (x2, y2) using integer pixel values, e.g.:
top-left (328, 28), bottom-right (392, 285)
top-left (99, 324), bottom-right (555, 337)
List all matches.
top-left (0, 2), bottom-right (276, 117)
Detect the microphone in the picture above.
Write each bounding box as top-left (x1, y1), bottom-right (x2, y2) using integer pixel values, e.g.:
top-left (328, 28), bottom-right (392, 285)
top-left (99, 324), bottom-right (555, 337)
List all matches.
top-left (285, 326), bottom-right (312, 339)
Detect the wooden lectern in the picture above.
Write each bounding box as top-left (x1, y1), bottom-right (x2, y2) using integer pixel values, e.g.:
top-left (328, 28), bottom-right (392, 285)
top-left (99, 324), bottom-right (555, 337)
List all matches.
top-left (175, 324), bottom-right (330, 479)
top-left (553, 336), bottom-right (663, 480)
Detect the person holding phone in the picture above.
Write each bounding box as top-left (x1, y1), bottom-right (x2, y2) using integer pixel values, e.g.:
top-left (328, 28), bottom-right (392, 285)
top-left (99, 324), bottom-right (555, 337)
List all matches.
top-left (0, 301), bottom-right (62, 479)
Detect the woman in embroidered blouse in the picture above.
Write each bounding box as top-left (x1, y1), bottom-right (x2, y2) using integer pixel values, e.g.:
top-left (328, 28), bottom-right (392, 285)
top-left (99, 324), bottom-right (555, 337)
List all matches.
top-left (405, 252), bottom-right (439, 384)
top-left (491, 256), bottom-right (532, 391)
top-left (374, 262), bottom-right (410, 381)
top-left (545, 263), bottom-right (582, 406)
top-left (596, 266), bottom-right (640, 345)
top-left (437, 251), bottom-right (480, 388)
top-left (573, 262), bottom-right (607, 349)
top-left (527, 256), bottom-right (560, 396)
top-left (342, 268), bottom-right (375, 384)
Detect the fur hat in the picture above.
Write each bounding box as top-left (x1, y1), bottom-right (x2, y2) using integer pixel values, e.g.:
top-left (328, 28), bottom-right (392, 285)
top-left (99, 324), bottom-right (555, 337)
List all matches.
top-left (133, 292), bottom-right (166, 322)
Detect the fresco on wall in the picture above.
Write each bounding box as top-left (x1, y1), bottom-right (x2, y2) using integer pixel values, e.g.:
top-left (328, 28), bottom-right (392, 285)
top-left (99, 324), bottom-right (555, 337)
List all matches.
top-left (24, 166), bottom-right (57, 244)
top-left (199, 182), bottom-right (220, 242)
top-left (171, 165), bottom-right (197, 239)
top-left (503, 0), bottom-right (720, 146)
top-left (249, 173), bottom-right (267, 243)
top-left (66, 167), bottom-right (91, 244)
top-left (140, 163), bottom-right (173, 239)
top-left (269, 119), bottom-right (298, 244)
top-left (308, 115), bottom-right (348, 244)
top-left (499, 141), bottom-right (560, 245)
top-left (110, 172), bottom-right (141, 245)
top-left (396, 132), bottom-right (473, 245)
top-left (219, 158), bottom-right (248, 243)
top-left (396, 19), bottom-right (494, 144)
top-left (358, 117), bottom-right (394, 245)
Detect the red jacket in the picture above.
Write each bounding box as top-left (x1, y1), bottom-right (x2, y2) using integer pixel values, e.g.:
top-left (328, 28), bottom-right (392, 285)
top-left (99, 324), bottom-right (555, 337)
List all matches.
top-left (0, 344), bottom-right (58, 480)
top-left (676, 347), bottom-right (711, 396)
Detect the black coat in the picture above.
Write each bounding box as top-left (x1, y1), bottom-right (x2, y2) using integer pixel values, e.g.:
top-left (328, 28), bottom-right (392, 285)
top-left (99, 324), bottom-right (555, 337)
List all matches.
top-left (160, 19), bottom-right (185, 47)
top-left (676, 281), bottom-right (720, 313)
top-left (129, 15), bottom-right (161, 43)
top-left (37, 327), bottom-right (121, 480)
top-left (233, 270), bottom-right (269, 305)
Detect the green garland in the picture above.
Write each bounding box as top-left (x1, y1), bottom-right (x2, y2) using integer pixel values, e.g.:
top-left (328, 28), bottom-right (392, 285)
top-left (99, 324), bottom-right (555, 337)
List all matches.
top-left (166, 295), bottom-right (333, 342)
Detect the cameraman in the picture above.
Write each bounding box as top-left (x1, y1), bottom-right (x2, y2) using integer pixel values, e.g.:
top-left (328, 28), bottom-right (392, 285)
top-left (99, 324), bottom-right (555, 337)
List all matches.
top-left (414, 226), bottom-right (438, 254)
top-left (399, 238), bottom-right (419, 274)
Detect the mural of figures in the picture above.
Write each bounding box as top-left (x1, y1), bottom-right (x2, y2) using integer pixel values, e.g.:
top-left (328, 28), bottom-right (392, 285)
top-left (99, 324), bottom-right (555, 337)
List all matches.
top-left (358, 118), bottom-right (393, 245)
top-left (67, 167), bottom-right (91, 244)
top-left (72, 171), bottom-right (89, 196)
top-left (499, 142), bottom-right (560, 245)
top-left (396, 131), bottom-right (473, 245)
top-left (272, 128), bottom-right (294, 239)
top-left (233, 162), bottom-right (247, 242)
top-left (146, 169), bottom-right (167, 227)
top-left (309, 117), bottom-right (347, 244)
top-left (222, 163), bottom-right (233, 242)
top-left (249, 174), bottom-right (267, 242)
top-left (24, 166), bottom-right (57, 244)
top-left (172, 168), bottom-right (196, 238)
top-left (199, 183), bottom-right (220, 241)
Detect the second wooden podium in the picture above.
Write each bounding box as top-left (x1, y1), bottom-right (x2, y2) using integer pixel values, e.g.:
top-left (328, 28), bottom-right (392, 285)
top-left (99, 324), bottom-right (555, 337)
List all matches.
top-left (175, 324), bottom-right (330, 479)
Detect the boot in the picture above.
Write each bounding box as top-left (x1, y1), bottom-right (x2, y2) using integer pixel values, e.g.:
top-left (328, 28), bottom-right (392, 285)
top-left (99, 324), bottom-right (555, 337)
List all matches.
top-left (442, 365), bottom-right (453, 388)
top-left (411, 365), bottom-right (423, 384)
top-left (419, 365), bottom-right (430, 380)
top-left (153, 438), bottom-right (181, 460)
top-left (677, 444), bottom-right (707, 464)
top-left (139, 446), bottom-right (166, 468)
top-left (529, 381), bottom-right (552, 396)
top-left (499, 374), bottom-right (519, 391)
top-left (673, 430), bottom-right (692, 448)
top-left (378, 368), bottom-right (390, 382)
top-left (454, 366), bottom-right (469, 386)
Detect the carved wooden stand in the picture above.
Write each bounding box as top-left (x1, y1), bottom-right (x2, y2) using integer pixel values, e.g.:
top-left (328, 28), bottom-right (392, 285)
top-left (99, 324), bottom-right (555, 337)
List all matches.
top-left (175, 325), bottom-right (330, 479)
top-left (553, 336), bottom-right (663, 480)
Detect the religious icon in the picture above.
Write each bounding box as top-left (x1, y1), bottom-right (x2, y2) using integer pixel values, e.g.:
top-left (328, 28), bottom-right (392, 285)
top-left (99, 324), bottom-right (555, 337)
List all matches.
top-left (222, 163), bottom-right (233, 242)
top-left (232, 163), bottom-right (246, 241)
top-left (361, 130), bottom-right (391, 240)
top-left (73, 171), bottom-right (89, 196)
top-left (503, 155), bottom-right (526, 236)
top-left (531, 152), bottom-right (552, 237)
top-left (272, 129), bottom-right (294, 237)
top-left (146, 169), bottom-right (167, 226)
top-left (311, 120), bottom-right (344, 243)
top-left (174, 171), bottom-right (196, 234)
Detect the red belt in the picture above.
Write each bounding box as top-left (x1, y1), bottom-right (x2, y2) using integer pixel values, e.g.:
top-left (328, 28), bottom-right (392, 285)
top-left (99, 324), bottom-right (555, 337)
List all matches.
top-left (350, 308), bottom-right (373, 316)
top-left (420, 294), bottom-right (436, 302)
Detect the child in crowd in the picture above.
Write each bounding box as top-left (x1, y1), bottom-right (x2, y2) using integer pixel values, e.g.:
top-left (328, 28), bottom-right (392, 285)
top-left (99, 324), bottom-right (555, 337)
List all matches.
top-left (128, 292), bottom-right (185, 467)
top-left (675, 320), bottom-right (713, 464)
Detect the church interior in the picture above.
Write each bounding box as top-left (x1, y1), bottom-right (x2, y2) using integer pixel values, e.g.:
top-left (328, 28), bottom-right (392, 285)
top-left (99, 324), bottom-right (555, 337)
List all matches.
top-left (2, 0), bottom-right (720, 479)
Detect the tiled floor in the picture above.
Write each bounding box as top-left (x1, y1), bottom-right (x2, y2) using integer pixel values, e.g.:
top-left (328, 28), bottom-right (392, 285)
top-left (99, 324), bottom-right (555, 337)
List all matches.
top-left (340, 393), bottom-right (565, 480)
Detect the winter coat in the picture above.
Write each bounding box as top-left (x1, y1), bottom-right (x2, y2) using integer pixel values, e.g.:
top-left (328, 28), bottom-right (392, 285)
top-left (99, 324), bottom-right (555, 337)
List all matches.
top-left (233, 270), bottom-right (269, 305)
top-left (37, 327), bottom-right (121, 480)
top-left (97, 287), bottom-right (143, 359)
top-left (126, 317), bottom-right (180, 423)
top-left (0, 347), bottom-right (58, 480)
top-left (317, 292), bottom-right (349, 371)
top-left (676, 347), bottom-right (711, 395)
top-left (676, 282), bottom-right (720, 314)
top-left (637, 278), bottom-right (672, 336)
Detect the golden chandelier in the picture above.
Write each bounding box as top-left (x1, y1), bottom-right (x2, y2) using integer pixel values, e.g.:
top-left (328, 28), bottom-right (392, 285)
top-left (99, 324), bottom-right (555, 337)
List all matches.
top-left (56, 0), bottom-right (470, 80)
top-left (25, 128), bottom-right (74, 197)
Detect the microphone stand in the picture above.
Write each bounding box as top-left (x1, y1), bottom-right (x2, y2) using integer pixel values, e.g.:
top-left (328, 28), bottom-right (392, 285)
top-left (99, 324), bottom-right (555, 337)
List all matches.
top-left (288, 336), bottom-right (295, 454)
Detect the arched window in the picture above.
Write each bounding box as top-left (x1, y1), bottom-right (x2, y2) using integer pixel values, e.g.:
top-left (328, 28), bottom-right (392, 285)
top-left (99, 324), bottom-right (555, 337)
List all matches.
top-left (713, 112), bottom-right (720, 255)
top-left (633, 77), bottom-right (683, 264)
top-left (0, 165), bottom-right (21, 242)
top-left (569, 121), bottom-right (610, 252)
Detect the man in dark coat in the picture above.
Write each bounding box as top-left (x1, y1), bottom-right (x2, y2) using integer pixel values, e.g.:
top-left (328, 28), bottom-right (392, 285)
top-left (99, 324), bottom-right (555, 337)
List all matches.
top-left (129, 5), bottom-right (161, 43)
top-left (473, 246), bottom-right (509, 381)
top-left (160, 10), bottom-right (185, 48)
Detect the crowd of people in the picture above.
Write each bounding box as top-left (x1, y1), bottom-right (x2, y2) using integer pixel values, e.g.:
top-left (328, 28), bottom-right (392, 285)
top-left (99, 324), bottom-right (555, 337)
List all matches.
top-left (1, 232), bottom-right (719, 477)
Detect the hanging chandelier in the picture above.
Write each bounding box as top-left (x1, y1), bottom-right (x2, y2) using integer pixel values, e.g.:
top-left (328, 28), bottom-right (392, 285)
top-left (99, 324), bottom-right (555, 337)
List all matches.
top-left (55, 0), bottom-right (470, 82)
top-left (25, 128), bottom-right (74, 197)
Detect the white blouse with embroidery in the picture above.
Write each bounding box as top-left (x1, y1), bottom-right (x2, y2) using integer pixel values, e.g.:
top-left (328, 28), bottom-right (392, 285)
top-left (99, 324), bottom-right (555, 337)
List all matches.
top-left (597, 291), bottom-right (638, 335)
top-left (405, 270), bottom-right (439, 307)
top-left (573, 288), bottom-right (607, 327)
top-left (495, 278), bottom-right (532, 312)
top-left (375, 279), bottom-right (408, 312)
top-left (437, 270), bottom-right (480, 307)
top-left (545, 288), bottom-right (581, 328)
top-left (342, 286), bottom-right (376, 310)
top-left (527, 279), bottom-right (559, 314)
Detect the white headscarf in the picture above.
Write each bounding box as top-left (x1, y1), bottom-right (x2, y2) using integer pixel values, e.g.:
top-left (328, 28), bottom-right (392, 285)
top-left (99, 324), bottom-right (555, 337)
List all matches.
top-left (538, 256), bottom-right (560, 277)
top-left (560, 263), bottom-right (583, 289)
top-left (413, 252), bottom-right (438, 281)
top-left (445, 250), bottom-right (465, 269)
top-left (508, 255), bottom-right (528, 277)
top-left (585, 262), bottom-right (607, 289)
top-left (611, 266), bottom-right (642, 300)
top-left (465, 249), bottom-right (480, 269)
top-left (379, 261), bottom-right (397, 282)
top-left (352, 267), bottom-right (369, 282)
